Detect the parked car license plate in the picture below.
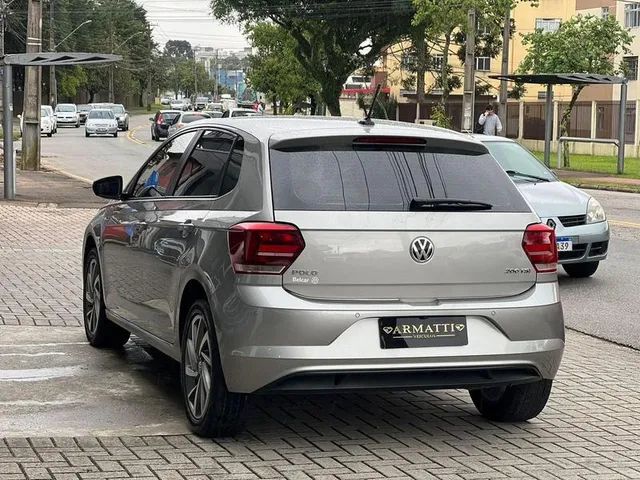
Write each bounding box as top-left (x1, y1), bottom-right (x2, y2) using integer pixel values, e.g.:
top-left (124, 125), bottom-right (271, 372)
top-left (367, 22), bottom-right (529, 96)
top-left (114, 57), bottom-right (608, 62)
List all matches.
top-left (97, 128), bottom-right (107, 133)
top-left (379, 316), bottom-right (468, 349)
top-left (557, 237), bottom-right (573, 252)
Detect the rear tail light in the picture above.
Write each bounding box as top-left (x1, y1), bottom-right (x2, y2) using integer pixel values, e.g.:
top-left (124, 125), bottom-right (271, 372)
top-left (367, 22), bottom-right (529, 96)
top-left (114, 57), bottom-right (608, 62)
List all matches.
top-left (228, 222), bottom-right (305, 274)
top-left (157, 114), bottom-right (164, 125)
top-left (522, 224), bottom-right (557, 273)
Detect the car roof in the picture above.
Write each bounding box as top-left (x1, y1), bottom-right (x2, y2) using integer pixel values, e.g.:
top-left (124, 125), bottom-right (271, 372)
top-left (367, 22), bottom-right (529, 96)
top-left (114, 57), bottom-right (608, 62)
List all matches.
top-left (89, 109), bottom-right (113, 113)
top-left (182, 116), bottom-right (486, 146)
top-left (160, 109), bottom-right (182, 113)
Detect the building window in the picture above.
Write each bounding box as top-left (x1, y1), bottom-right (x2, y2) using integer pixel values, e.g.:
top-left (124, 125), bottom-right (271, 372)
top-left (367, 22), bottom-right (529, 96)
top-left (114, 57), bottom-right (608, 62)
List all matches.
top-left (430, 54), bottom-right (444, 71)
top-left (535, 18), bottom-right (561, 33)
top-left (624, 56), bottom-right (638, 80)
top-left (601, 6), bottom-right (609, 19)
top-left (475, 56), bottom-right (491, 71)
top-left (625, 3), bottom-right (640, 28)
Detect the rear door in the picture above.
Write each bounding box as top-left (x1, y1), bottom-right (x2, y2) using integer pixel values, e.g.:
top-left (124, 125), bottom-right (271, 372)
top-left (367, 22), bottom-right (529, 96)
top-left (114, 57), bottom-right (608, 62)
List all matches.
top-left (269, 136), bottom-right (540, 302)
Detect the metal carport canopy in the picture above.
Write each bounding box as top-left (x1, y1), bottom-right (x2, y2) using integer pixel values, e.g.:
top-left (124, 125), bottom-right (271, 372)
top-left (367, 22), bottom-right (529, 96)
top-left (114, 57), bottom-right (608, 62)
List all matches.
top-left (489, 73), bottom-right (628, 173)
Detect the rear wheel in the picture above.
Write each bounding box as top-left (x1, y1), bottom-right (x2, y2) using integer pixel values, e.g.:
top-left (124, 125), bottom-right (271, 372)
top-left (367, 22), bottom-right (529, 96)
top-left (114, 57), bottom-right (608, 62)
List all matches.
top-left (85, 131), bottom-right (90, 138)
top-left (113, 132), bottom-right (118, 138)
top-left (181, 299), bottom-right (247, 437)
top-left (83, 249), bottom-right (130, 348)
top-left (75, 122), bottom-right (80, 128)
top-left (470, 379), bottom-right (553, 422)
top-left (47, 132), bottom-right (52, 137)
top-left (563, 261), bottom-right (599, 278)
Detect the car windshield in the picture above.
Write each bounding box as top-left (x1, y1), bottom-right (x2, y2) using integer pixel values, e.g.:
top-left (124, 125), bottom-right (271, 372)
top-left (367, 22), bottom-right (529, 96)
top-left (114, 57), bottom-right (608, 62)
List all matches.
top-left (111, 105), bottom-right (125, 114)
top-left (163, 112), bottom-right (180, 122)
top-left (40, 107), bottom-right (48, 116)
top-left (89, 110), bottom-right (114, 119)
top-left (231, 110), bottom-right (257, 117)
top-left (483, 141), bottom-right (556, 182)
top-left (78, 105), bottom-right (90, 111)
top-left (56, 105), bottom-right (76, 112)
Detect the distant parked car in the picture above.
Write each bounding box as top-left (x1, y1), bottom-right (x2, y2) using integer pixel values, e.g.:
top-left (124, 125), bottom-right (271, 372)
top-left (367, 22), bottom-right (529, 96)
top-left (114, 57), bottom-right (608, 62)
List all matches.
top-left (42, 105), bottom-right (57, 133)
top-left (167, 111), bottom-right (211, 137)
top-left (55, 103), bottom-right (80, 127)
top-left (78, 104), bottom-right (92, 124)
top-left (205, 102), bottom-right (223, 113)
top-left (110, 104), bottom-right (130, 131)
top-left (170, 99), bottom-right (184, 110)
top-left (85, 109), bottom-right (119, 138)
top-left (160, 97), bottom-right (172, 106)
top-left (150, 110), bottom-right (182, 141)
top-left (18, 107), bottom-right (55, 137)
top-left (221, 108), bottom-right (260, 118)
top-left (194, 97), bottom-right (209, 111)
top-left (477, 135), bottom-right (609, 278)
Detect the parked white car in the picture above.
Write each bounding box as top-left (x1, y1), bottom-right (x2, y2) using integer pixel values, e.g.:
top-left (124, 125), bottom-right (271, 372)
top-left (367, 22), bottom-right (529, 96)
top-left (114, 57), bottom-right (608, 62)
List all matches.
top-left (55, 103), bottom-right (80, 127)
top-left (42, 105), bottom-right (57, 133)
top-left (18, 107), bottom-right (54, 137)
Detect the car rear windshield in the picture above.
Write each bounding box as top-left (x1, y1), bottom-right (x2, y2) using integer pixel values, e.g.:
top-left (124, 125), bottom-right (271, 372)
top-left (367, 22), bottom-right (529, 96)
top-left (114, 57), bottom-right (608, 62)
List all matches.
top-left (89, 110), bottom-right (114, 119)
top-left (111, 105), bottom-right (125, 114)
top-left (56, 105), bottom-right (75, 112)
top-left (182, 114), bottom-right (209, 123)
top-left (270, 141), bottom-right (530, 212)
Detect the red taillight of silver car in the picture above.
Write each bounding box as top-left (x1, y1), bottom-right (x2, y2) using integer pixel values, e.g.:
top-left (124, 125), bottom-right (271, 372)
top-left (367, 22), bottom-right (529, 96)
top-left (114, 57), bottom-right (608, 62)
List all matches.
top-left (522, 224), bottom-right (558, 273)
top-left (228, 222), bottom-right (305, 275)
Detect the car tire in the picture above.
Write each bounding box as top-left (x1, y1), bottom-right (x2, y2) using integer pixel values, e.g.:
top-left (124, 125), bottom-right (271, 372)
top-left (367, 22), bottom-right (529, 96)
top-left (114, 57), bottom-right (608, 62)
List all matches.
top-left (563, 261), bottom-right (599, 278)
top-left (75, 122), bottom-right (80, 128)
top-left (181, 299), bottom-right (247, 437)
top-left (85, 132), bottom-right (90, 138)
top-left (113, 132), bottom-right (118, 138)
top-left (470, 379), bottom-right (553, 422)
top-left (83, 249), bottom-right (130, 348)
top-left (47, 132), bottom-right (52, 137)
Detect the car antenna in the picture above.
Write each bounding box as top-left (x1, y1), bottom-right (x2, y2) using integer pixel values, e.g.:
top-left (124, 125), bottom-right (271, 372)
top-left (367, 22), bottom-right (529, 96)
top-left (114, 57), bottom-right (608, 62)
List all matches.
top-left (359, 84), bottom-right (382, 126)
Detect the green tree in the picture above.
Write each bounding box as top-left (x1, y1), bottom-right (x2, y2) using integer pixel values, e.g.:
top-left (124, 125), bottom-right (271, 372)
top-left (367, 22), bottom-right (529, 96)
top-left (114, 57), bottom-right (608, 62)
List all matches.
top-left (210, 0), bottom-right (413, 115)
top-left (518, 14), bottom-right (633, 166)
top-left (246, 23), bottom-right (319, 114)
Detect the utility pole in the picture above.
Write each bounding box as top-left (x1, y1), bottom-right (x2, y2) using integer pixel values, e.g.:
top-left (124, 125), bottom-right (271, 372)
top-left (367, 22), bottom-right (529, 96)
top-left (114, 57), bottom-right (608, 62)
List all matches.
top-left (461, 8), bottom-right (476, 132)
top-left (213, 50), bottom-right (218, 101)
top-left (49, 0), bottom-right (56, 107)
top-left (22, 0), bottom-right (43, 171)
top-left (194, 58), bottom-right (198, 97)
top-left (498, 5), bottom-right (511, 136)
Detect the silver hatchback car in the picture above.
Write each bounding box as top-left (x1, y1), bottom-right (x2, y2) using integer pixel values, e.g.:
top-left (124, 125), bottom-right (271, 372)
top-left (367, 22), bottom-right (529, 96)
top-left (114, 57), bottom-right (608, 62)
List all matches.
top-left (84, 118), bottom-right (564, 437)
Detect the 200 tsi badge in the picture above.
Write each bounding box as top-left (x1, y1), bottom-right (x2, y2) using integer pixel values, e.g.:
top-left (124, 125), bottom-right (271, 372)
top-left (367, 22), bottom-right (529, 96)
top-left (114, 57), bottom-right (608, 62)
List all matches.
top-left (379, 316), bottom-right (468, 349)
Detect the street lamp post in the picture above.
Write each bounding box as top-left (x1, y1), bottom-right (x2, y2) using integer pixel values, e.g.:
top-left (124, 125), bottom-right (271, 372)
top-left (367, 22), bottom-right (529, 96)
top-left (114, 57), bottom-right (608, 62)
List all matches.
top-left (50, 19), bottom-right (92, 106)
top-left (109, 30), bottom-right (144, 102)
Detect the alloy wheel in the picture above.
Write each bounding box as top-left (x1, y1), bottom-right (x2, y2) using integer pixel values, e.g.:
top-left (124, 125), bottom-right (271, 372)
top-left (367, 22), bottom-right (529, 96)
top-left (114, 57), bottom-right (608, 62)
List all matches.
top-left (84, 257), bottom-right (101, 336)
top-left (184, 312), bottom-right (213, 421)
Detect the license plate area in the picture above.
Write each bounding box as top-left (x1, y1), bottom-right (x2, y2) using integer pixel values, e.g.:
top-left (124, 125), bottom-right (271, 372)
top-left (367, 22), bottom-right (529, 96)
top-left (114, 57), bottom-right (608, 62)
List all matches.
top-left (379, 316), bottom-right (468, 349)
top-left (557, 236), bottom-right (573, 252)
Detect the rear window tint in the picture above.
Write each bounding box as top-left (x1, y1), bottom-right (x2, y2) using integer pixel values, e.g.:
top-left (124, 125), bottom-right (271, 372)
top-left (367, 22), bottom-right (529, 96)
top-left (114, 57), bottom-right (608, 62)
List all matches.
top-left (270, 146), bottom-right (530, 212)
top-left (182, 114), bottom-right (209, 123)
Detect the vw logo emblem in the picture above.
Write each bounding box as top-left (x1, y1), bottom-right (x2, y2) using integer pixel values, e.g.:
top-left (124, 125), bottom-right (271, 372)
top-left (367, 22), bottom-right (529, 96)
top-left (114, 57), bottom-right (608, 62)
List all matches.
top-left (410, 237), bottom-right (434, 264)
top-left (547, 219), bottom-right (557, 230)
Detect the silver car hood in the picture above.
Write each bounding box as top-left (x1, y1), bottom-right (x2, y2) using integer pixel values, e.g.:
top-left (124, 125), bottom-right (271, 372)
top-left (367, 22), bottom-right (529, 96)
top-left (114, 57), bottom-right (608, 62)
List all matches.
top-left (516, 180), bottom-right (590, 218)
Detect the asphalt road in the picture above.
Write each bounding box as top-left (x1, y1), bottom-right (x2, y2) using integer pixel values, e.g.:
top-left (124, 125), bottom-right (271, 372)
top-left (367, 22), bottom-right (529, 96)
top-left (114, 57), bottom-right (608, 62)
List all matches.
top-left (42, 113), bottom-right (155, 183)
top-left (40, 121), bottom-right (640, 349)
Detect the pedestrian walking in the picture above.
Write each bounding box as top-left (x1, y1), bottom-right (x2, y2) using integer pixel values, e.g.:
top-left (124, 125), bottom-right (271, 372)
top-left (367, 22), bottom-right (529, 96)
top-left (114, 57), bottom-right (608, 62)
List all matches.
top-left (477, 104), bottom-right (503, 135)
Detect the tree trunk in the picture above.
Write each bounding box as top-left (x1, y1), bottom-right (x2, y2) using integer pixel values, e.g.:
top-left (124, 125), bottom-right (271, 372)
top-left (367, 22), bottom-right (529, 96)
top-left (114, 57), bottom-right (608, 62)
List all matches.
top-left (560, 86), bottom-right (583, 168)
top-left (441, 30), bottom-right (453, 106)
top-left (272, 96), bottom-right (278, 115)
top-left (415, 24), bottom-right (426, 105)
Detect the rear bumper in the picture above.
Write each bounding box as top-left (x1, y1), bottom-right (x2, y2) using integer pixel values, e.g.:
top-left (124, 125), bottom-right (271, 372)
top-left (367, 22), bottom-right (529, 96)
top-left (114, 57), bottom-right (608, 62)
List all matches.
top-left (217, 282), bottom-right (564, 393)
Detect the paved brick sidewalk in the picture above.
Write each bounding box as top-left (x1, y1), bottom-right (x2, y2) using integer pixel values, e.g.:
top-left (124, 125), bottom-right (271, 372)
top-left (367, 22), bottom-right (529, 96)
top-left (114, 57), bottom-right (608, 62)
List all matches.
top-left (0, 205), bottom-right (95, 326)
top-left (1, 331), bottom-right (640, 479)
top-left (1, 203), bottom-right (640, 479)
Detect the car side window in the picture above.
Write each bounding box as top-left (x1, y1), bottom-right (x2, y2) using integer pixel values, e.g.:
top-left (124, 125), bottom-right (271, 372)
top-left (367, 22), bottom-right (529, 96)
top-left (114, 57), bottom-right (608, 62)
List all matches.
top-left (173, 130), bottom-right (236, 197)
top-left (221, 111), bottom-right (229, 118)
top-left (220, 137), bottom-right (244, 196)
top-left (132, 131), bottom-right (197, 198)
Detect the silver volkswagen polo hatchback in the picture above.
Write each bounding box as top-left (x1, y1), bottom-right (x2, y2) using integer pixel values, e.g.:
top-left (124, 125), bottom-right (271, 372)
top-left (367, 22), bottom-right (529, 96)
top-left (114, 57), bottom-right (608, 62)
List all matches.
top-left (84, 117), bottom-right (564, 437)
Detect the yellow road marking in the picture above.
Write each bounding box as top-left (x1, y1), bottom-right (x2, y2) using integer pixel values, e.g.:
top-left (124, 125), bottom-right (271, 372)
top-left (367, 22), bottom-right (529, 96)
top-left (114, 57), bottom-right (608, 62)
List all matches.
top-left (126, 125), bottom-right (146, 145)
top-left (609, 220), bottom-right (640, 229)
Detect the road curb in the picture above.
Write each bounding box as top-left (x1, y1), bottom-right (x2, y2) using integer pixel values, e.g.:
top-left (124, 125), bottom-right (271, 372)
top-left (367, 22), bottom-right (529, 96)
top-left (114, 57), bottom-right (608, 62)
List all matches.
top-left (41, 161), bottom-right (93, 184)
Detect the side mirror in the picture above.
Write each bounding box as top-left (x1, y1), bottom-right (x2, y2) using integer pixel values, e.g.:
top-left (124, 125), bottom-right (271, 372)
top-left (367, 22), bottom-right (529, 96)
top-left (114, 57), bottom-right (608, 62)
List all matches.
top-left (149, 117), bottom-right (154, 122)
top-left (93, 176), bottom-right (123, 200)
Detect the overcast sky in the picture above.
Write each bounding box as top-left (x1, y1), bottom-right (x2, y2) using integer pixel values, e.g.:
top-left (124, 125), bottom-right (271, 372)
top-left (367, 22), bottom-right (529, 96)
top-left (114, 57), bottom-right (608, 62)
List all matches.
top-left (136, 0), bottom-right (249, 51)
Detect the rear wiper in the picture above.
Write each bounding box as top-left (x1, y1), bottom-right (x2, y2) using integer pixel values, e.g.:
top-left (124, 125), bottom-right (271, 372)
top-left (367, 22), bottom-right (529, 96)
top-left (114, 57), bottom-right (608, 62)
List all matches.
top-left (410, 198), bottom-right (493, 211)
top-left (505, 170), bottom-right (550, 182)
